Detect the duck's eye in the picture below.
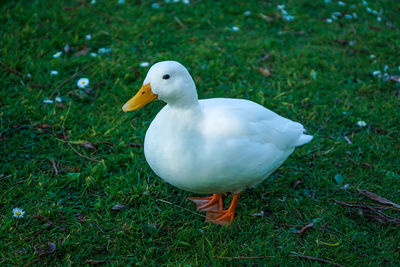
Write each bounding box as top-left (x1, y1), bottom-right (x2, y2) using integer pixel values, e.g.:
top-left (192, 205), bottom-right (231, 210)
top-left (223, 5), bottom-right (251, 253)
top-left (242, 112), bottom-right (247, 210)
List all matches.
top-left (162, 74), bottom-right (170, 80)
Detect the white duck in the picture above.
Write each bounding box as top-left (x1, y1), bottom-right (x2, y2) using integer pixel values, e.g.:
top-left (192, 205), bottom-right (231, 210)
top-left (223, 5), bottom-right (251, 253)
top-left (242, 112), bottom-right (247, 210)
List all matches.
top-left (122, 61), bottom-right (312, 225)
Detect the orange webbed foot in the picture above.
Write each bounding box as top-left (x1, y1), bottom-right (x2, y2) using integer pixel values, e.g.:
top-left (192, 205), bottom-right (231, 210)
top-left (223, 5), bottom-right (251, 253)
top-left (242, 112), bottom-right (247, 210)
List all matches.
top-left (187, 193), bottom-right (224, 211)
top-left (206, 193), bottom-right (241, 226)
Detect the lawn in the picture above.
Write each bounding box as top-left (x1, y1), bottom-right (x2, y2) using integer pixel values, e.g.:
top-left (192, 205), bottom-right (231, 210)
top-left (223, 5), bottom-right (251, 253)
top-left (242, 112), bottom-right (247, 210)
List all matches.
top-left (1, 0), bottom-right (400, 265)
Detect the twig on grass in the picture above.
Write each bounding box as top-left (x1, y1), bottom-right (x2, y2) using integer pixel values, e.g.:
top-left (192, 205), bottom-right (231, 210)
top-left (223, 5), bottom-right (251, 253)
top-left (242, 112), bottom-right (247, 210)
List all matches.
top-left (290, 253), bottom-right (344, 267)
top-left (67, 141), bottom-right (102, 162)
top-left (49, 62), bottom-right (97, 98)
top-left (48, 158), bottom-right (60, 176)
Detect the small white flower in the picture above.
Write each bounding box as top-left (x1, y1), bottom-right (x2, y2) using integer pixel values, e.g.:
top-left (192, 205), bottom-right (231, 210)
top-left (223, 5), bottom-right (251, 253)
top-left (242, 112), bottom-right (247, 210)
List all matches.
top-left (50, 70), bottom-right (58, 76)
top-left (277, 4), bottom-right (285, 10)
top-left (165, 0), bottom-right (171, 2)
top-left (349, 40), bottom-right (355, 46)
top-left (13, 208), bottom-right (25, 218)
top-left (377, 17), bottom-right (382, 22)
top-left (283, 15), bottom-right (294, 21)
top-left (27, 73), bottom-right (32, 78)
top-left (244, 11), bottom-right (251, 16)
top-left (118, 0), bottom-right (125, 4)
top-left (173, 0), bottom-right (179, 2)
top-left (53, 51), bottom-right (62, 58)
top-left (77, 78), bottom-right (89, 88)
top-left (351, 4), bottom-right (355, 9)
top-left (338, 1), bottom-right (345, 6)
top-left (370, 54), bottom-right (376, 59)
top-left (85, 34), bottom-right (92, 40)
top-left (372, 70), bottom-right (381, 76)
top-left (331, 15), bottom-right (337, 20)
top-left (326, 18), bottom-right (333, 23)
top-left (43, 99), bottom-right (54, 104)
top-left (362, 0), bottom-right (367, 6)
top-left (366, 7), bottom-right (372, 13)
top-left (352, 13), bottom-right (358, 19)
top-left (281, 9), bottom-right (288, 15)
top-left (384, 65), bottom-right (389, 72)
top-left (140, 62), bottom-right (150, 67)
top-left (398, 66), bottom-right (400, 72)
top-left (324, 0), bottom-right (331, 3)
top-left (344, 14), bottom-right (352, 19)
top-left (332, 11), bottom-right (342, 17)
top-left (152, 3), bottom-right (161, 9)
top-left (357, 121), bottom-right (367, 127)
top-left (90, 52), bottom-right (98, 57)
top-left (182, 0), bottom-right (190, 4)
top-left (231, 26), bottom-right (240, 31)
top-left (91, 0), bottom-right (96, 4)
top-left (55, 97), bottom-right (62, 102)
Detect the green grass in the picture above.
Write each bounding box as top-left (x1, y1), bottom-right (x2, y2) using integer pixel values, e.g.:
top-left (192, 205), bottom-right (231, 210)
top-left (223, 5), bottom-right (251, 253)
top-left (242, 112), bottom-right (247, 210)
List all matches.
top-left (1, 0), bottom-right (400, 265)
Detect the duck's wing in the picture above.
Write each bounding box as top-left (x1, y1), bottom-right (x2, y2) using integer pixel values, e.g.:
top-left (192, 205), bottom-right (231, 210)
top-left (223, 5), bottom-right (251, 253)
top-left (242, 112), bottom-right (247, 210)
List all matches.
top-left (200, 98), bottom-right (312, 150)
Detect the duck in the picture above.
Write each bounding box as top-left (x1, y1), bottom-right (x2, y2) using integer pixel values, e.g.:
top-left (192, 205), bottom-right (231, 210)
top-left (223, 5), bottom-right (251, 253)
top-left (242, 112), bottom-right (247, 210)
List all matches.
top-left (122, 61), bottom-right (312, 225)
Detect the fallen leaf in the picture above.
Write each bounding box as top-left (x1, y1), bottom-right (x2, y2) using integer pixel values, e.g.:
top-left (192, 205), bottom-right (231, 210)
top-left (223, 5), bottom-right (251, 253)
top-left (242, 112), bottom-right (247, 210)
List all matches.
top-left (256, 67), bottom-right (270, 77)
top-left (73, 46), bottom-right (90, 57)
top-left (34, 242), bottom-right (56, 257)
top-left (358, 189), bottom-right (400, 209)
top-left (111, 204), bottom-right (128, 211)
top-left (334, 174), bottom-right (344, 186)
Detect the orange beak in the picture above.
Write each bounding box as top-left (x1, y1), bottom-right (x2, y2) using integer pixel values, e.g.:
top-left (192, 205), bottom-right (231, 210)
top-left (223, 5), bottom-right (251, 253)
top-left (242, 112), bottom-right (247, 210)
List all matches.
top-left (122, 83), bottom-right (158, 112)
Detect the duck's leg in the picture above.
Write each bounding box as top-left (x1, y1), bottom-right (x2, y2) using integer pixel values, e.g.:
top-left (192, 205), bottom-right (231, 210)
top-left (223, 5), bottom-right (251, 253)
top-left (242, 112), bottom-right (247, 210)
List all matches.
top-left (187, 193), bottom-right (224, 211)
top-left (206, 193), bottom-right (240, 226)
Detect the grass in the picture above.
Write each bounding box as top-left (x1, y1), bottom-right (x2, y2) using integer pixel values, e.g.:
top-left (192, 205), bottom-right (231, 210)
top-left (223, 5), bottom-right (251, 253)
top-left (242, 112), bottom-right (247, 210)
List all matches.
top-left (1, 0), bottom-right (400, 265)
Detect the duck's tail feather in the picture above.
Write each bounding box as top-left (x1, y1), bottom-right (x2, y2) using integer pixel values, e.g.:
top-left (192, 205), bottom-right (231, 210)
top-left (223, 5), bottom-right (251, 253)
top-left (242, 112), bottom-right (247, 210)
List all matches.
top-left (295, 134), bottom-right (313, 146)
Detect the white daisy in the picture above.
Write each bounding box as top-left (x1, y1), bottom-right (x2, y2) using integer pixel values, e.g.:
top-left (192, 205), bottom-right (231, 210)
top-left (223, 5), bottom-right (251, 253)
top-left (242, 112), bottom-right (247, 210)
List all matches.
top-left (231, 26), bottom-right (240, 31)
top-left (27, 73), bottom-right (32, 78)
top-left (50, 70), bottom-right (58, 76)
top-left (377, 17), bottom-right (382, 22)
top-left (182, 0), bottom-right (190, 4)
top-left (357, 121), bottom-right (367, 127)
top-left (362, 0), bottom-right (367, 6)
top-left (370, 54), bottom-right (376, 59)
top-left (326, 18), bottom-right (333, 23)
top-left (13, 208), bottom-right (25, 218)
top-left (332, 11), bottom-right (342, 17)
top-left (43, 99), bottom-right (54, 104)
top-left (90, 52), bottom-right (98, 57)
top-left (91, 0), bottom-right (96, 4)
top-left (352, 13), bottom-right (358, 19)
top-left (244, 11), bottom-right (251, 16)
top-left (55, 97), bottom-right (62, 102)
top-left (140, 62), bottom-right (150, 67)
top-left (344, 14), bottom-right (352, 19)
top-left (53, 51), bottom-right (62, 58)
top-left (85, 34), bottom-right (92, 40)
top-left (277, 4), bottom-right (285, 10)
top-left (77, 78), bottom-right (89, 88)
top-left (338, 1), bottom-right (345, 6)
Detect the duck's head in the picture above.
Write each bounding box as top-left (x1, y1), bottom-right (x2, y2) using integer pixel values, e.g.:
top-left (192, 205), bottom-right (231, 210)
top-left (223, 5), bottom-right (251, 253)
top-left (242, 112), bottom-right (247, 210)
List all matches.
top-left (122, 61), bottom-right (198, 112)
